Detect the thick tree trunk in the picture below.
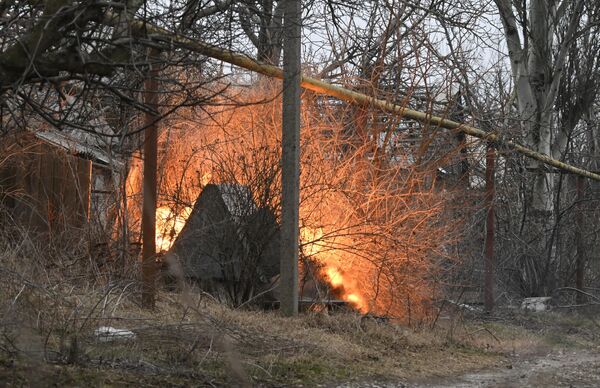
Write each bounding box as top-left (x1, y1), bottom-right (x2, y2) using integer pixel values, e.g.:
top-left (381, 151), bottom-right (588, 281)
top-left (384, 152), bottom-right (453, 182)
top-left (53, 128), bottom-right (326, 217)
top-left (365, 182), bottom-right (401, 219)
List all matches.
top-left (494, 0), bottom-right (573, 295)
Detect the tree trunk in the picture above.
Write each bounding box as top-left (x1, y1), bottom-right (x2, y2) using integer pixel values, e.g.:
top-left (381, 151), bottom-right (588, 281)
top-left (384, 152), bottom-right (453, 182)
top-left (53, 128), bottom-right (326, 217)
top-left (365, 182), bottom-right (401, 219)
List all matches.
top-left (575, 176), bottom-right (585, 304)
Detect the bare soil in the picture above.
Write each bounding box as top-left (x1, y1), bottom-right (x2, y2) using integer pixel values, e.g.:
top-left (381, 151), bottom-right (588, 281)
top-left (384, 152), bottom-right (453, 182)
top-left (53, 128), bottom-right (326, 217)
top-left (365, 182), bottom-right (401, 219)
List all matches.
top-left (337, 308), bottom-right (600, 388)
top-left (420, 349), bottom-right (600, 388)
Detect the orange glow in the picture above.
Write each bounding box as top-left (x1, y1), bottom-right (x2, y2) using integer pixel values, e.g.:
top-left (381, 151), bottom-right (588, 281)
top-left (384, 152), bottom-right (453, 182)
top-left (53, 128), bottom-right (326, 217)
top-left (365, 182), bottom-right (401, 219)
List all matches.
top-left (200, 172), bottom-right (212, 187)
top-left (346, 294), bottom-right (362, 305)
top-left (300, 227), bottom-right (323, 257)
top-left (301, 226), bottom-right (369, 313)
top-left (121, 82), bottom-right (463, 320)
top-left (155, 206), bottom-right (192, 252)
top-left (325, 267), bottom-right (344, 288)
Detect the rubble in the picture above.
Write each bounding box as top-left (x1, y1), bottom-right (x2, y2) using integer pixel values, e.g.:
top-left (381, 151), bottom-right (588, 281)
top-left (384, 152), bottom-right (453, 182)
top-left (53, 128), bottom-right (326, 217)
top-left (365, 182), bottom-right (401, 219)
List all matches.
top-left (94, 326), bottom-right (136, 342)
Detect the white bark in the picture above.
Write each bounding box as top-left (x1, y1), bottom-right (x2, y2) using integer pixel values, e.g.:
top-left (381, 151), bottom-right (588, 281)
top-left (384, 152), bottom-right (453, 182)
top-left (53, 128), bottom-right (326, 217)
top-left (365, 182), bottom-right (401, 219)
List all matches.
top-left (494, 0), bottom-right (585, 212)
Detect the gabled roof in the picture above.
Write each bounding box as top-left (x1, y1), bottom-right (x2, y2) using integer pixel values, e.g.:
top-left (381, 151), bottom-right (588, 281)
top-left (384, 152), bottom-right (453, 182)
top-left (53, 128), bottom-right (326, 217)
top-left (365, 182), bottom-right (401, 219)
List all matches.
top-left (169, 183), bottom-right (279, 283)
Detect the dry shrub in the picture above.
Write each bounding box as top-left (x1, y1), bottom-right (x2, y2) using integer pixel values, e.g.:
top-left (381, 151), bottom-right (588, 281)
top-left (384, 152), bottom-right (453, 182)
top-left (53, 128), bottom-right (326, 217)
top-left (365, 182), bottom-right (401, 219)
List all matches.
top-left (0, 221), bottom-right (507, 385)
top-left (125, 79), bottom-right (469, 321)
top-left (0, 184), bottom-right (141, 363)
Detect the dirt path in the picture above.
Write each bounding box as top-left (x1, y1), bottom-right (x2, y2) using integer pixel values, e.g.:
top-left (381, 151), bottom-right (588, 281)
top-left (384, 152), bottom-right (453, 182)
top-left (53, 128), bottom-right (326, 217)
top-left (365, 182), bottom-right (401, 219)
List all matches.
top-left (335, 349), bottom-right (600, 388)
top-left (418, 349), bottom-right (600, 388)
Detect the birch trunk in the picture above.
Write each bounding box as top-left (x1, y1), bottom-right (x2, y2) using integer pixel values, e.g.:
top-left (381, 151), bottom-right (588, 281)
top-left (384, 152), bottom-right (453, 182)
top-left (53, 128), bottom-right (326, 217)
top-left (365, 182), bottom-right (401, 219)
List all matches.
top-left (495, 0), bottom-right (585, 213)
top-left (495, 0), bottom-right (586, 294)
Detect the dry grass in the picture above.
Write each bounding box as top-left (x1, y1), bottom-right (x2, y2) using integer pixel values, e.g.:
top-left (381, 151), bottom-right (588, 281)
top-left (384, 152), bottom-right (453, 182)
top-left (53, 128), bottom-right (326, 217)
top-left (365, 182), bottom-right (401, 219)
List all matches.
top-left (3, 283), bottom-right (600, 387)
top-left (0, 277), bottom-right (549, 387)
top-left (2, 226), bottom-right (599, 387)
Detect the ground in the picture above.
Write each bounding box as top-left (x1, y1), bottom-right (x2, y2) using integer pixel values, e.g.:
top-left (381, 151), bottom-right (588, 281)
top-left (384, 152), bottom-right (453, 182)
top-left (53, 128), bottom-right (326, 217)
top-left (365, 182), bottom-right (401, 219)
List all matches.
top-left (1, 290), bottom-right (600, 387)
top-left (420, 349), bottom-right (600, 388)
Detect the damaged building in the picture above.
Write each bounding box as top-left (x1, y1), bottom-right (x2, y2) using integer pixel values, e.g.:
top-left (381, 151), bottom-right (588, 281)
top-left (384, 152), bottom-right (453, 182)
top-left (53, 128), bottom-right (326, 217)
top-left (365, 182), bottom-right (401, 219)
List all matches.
top-left (0, 129), bottom-right (121, 234)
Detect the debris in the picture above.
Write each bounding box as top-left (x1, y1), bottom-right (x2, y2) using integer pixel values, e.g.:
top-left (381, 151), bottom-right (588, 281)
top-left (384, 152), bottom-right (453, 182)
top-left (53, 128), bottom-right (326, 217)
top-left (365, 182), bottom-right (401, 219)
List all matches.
top-left (94, 326), bottom-right (136, 342)
top-left (521, 297), bottom-right (552, 312)
top-left (446, 299), bottom-right (483, 312)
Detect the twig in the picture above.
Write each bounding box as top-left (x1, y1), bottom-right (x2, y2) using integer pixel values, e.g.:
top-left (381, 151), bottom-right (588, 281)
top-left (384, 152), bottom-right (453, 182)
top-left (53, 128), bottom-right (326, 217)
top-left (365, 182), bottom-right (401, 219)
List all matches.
top-left (468, 327), bottom-right (500, 343)
top-left (235, 282), bottom-right (278, 310)
top-left (198, 335), bottom-right (214, 366)
top-left (244, 360), bottom-right (272, 378)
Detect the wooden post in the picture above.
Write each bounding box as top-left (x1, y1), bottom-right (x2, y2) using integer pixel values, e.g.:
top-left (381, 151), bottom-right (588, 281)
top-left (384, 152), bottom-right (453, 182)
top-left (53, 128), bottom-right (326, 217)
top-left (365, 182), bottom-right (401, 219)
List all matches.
top-left (280, 0), bottom-right (301, 316)
top-left (141, 49), bottom-right (160, 309)
top-left (484, 143), bottom-right (496, 311)
top-left (575, 175), bottom-right (585, 304)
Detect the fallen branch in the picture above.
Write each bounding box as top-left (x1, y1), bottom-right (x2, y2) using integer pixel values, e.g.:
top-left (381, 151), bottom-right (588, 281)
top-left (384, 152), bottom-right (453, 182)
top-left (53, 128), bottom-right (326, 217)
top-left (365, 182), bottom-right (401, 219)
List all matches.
top-left (103, 14), bottom-right (600, 182)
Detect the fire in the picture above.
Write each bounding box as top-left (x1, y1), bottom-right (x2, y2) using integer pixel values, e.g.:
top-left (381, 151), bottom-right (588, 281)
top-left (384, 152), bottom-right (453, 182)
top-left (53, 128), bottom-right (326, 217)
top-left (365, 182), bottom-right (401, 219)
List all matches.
top-left (155, 206), bottom-right (192, 252)
top-left (325, 266), bottom-right (343, 287)
top-left (120, 83), bottom-right (458, 320)
top-left (323, 265), bottom-right (368, 313)
top-left (300, 227), bottom-right (324, 257)
top-left (301, 227), bottom-right (369, 313)
top-left (346, 293), bottom-right (362, 305)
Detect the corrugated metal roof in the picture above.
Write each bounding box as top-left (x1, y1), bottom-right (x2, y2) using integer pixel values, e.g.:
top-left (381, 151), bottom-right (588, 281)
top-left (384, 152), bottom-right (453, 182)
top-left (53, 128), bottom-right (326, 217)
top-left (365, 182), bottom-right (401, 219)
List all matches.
top-left (33, 130), bottom-right (123, 169)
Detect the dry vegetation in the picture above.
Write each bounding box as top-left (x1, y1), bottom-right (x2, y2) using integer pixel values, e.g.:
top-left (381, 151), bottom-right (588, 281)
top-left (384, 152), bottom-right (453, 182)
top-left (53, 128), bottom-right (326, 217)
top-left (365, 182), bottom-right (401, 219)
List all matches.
top-left (2, 223), bottom-right (600, 387)
top-left (123, 80), bottom-right (471, 318)
top-left (2, 1), bottom-right (600, 386)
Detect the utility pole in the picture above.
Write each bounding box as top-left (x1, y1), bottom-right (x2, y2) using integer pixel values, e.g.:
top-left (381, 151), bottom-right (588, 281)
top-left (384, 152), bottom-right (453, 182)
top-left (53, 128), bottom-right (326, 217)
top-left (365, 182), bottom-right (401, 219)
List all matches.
top-left (484, 143), bottom-right (496, 312)
top-left (280, 0), bottom-right (301, 316)
top-left (141, 48), bottom-right (160, 308)
top-left (575, 175), bottom-right (585, 304)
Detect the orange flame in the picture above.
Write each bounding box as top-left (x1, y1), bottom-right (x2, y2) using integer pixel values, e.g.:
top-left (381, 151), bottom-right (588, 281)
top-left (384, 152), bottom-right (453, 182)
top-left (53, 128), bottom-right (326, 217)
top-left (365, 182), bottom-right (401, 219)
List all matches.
top-left (323, 266), bottom-right (368, 312)
top-left (120, 84), bottom-right (451, 320)
top-left (151, 195), bottom-right (369, 312)
top-left (155, 206), bottom-right (192, 252)
top-left (325, 266), bottom-right (344, 288)
top-left (301, 227), bottom-right (369, 313)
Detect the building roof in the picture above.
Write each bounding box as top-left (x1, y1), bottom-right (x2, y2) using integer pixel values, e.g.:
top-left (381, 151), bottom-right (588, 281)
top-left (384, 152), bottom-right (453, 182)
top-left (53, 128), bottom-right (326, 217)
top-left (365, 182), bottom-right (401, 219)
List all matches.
top-left (33, 129), bottom-right (123, 169)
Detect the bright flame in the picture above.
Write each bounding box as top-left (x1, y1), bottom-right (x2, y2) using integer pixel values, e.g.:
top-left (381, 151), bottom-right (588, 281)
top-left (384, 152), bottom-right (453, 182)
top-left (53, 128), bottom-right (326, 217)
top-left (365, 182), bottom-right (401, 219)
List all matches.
top-left (301, 227), bottom-right (368, 313)
top-left (346, 294), bottom-right (362, 305)
top-left (155, 206), bottom-right (193, 252)
top-left (153, 198), bottom-right (369, 312)
top-left (300, 227), bottom-right (324, 257)
top-left (121, 83), bottom-right (451, 320)
top-left (325, 267), bottom-right (344, 287)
